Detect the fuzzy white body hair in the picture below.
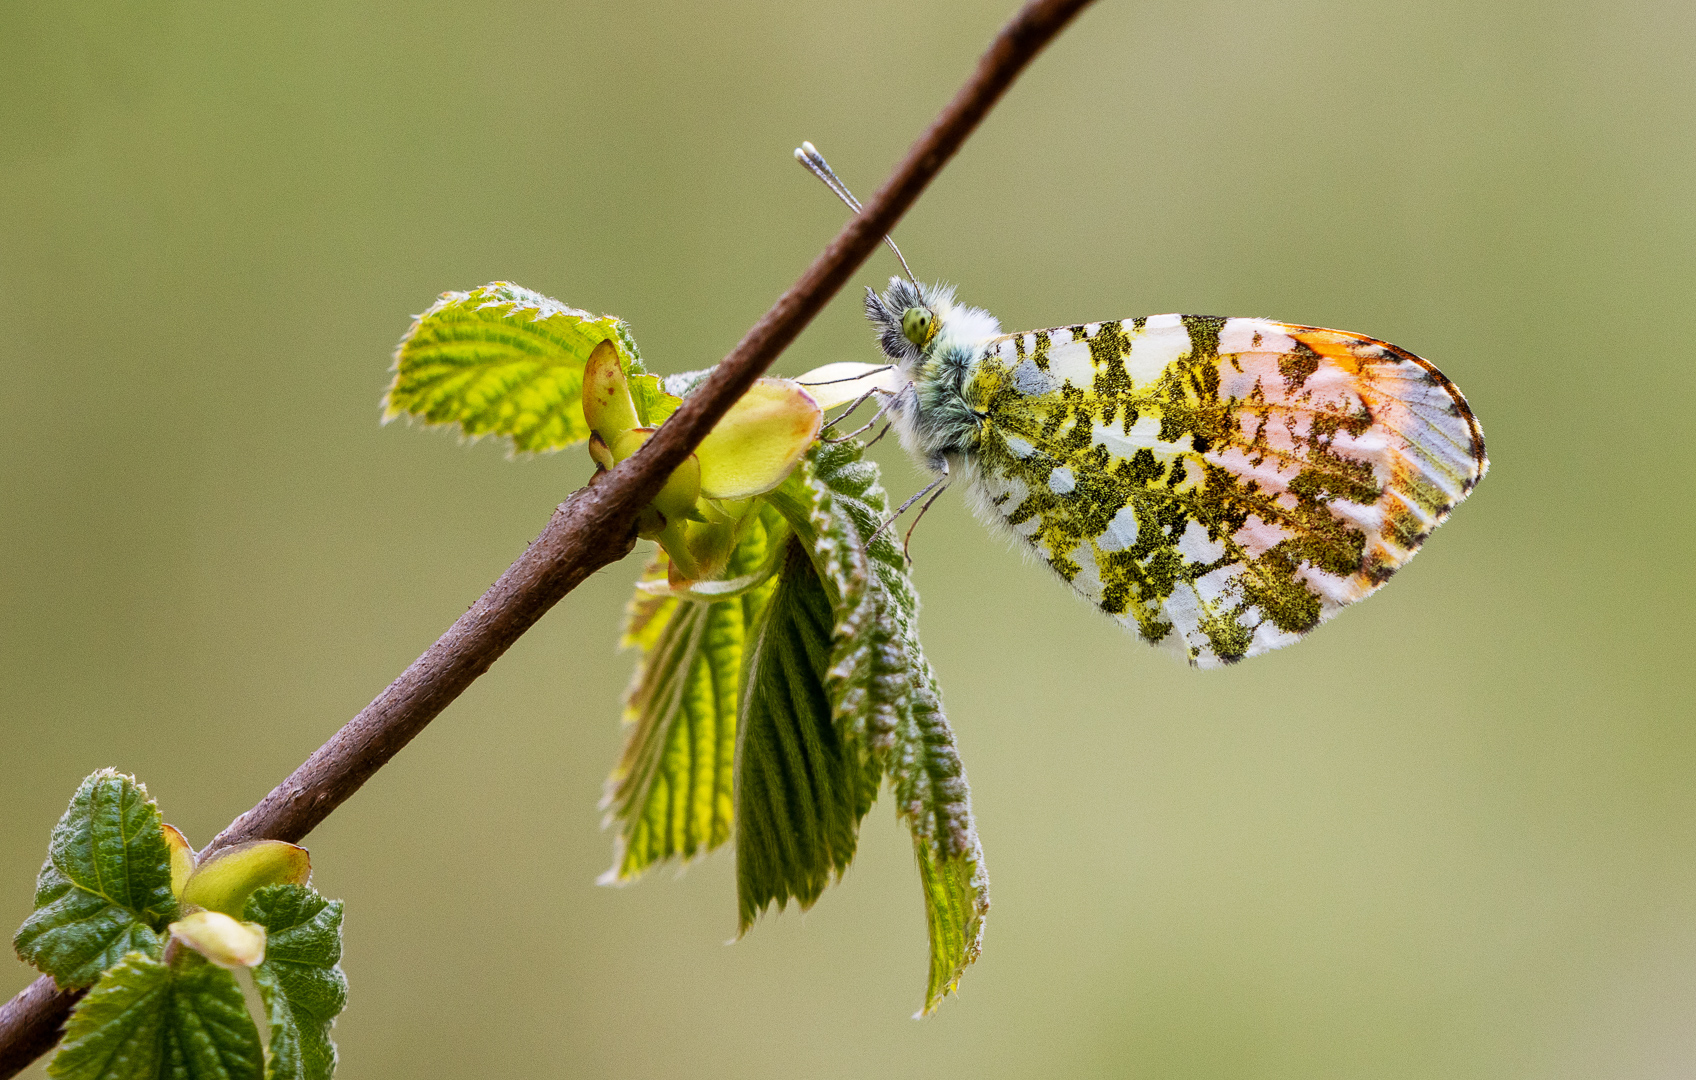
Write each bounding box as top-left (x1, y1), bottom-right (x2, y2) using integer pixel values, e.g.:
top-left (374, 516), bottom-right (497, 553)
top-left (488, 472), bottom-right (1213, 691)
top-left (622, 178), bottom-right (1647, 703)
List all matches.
top-left (924, 297), bottom-right (1002, 378)
top-left (869, 279), bottom-right (1002, 474)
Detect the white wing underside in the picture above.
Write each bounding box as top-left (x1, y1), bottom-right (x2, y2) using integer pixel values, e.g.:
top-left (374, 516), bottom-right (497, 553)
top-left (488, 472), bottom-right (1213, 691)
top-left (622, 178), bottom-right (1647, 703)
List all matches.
top-left (963, 314), bottom-right (1485, 667)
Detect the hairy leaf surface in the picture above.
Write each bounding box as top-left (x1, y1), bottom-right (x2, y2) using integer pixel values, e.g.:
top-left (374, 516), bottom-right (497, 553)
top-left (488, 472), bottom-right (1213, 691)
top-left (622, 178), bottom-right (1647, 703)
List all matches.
top-left (49, 951), bottom-right (263, 1080)
top-left (757, 443), bottom-right (990, 1014)
top-left (601, 505), bottom-right (785, 882)
top-left (733, 537), bottom-right (871, 929)
top-left (245, 885), bottom-right (348, 1080)
top-left (384, 281), bottom-right (653, 453)
top-left (14, 770), bottom-right (176, 988)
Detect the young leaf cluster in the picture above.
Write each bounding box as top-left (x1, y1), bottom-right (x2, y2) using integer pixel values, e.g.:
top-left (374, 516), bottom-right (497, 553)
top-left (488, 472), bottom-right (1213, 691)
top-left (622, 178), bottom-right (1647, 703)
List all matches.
top-left (386, 283), bottom-right (988, 1014)
top-left (12, 770), bottom-right (348, 1080)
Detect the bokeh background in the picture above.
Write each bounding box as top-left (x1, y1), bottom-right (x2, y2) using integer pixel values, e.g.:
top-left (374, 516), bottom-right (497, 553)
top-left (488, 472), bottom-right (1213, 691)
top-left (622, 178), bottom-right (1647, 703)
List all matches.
top-left (4, 0), bottom-right (1694, 1076)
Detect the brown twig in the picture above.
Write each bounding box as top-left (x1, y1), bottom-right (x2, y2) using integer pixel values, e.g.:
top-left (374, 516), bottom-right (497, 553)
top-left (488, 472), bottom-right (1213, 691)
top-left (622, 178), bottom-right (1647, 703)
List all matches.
top-left (0, 0), bottom-right (1095, 1071)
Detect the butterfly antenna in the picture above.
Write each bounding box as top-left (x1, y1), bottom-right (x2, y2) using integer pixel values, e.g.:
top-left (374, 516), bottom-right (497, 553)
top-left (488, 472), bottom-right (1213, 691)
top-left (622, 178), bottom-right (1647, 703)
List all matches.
top-left (795, 141), bottom-right (920, 288)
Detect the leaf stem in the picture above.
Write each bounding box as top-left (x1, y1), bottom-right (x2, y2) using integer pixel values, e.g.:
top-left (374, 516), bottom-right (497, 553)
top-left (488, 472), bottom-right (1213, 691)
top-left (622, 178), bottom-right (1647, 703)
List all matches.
top-left (0, 0), bottom-right (1095, 1071)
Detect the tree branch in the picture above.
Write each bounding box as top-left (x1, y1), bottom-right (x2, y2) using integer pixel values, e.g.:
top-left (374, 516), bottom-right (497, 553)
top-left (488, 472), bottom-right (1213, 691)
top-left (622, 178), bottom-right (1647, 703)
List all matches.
top-left (0, 0), bottom-right (1095, 1071)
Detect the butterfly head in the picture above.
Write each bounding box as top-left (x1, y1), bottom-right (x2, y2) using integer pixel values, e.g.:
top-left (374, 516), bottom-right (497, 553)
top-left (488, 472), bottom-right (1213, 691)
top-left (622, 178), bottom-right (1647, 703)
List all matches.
top-left (865, 277), bottom-right (1001, 380)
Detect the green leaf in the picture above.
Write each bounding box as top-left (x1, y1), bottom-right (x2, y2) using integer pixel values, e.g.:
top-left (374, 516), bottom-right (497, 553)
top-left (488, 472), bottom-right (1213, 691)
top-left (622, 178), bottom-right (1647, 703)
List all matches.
top-left (770, 443), bottom-right (990, 1015)
top-left (384, 281), bottom-right (650, 454)
top-left (48, 950), bottom-right (264, 1080)
top-left (896, 675), bottom-right (989, 1016)
top-left (245, 885), bottom-right (347, 1080)
top-left (600, 506), bottom-right (786, 882)
top-left (14, 769), bottom-right (177, 988)
top-left (630, 374), bottom-right (681, 427)
top-left (732, 537), bottom-right (874, 930)
top-left (46, 953), bottom-right (170, 1080)
top-left (598, 383), bottom-right (990, 1013)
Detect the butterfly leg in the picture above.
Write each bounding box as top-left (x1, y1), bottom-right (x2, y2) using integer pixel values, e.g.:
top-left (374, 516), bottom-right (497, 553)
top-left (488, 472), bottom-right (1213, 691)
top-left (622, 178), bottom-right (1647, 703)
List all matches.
top-left (821, 387), bottom-right (897, 442)
top-left (901, 478), bottom-right (952, 563)
top-left (861, 420), bottom-right (894, 449)
top-left (819, 387), bottom-right (878, 432)
top-left (865, 460), bottom-right (950, 558)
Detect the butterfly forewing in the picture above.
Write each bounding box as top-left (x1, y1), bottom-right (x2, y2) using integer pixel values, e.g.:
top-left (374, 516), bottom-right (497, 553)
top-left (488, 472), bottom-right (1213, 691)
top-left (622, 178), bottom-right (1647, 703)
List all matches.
top-left (961, 314), bottom-right (1486, 667)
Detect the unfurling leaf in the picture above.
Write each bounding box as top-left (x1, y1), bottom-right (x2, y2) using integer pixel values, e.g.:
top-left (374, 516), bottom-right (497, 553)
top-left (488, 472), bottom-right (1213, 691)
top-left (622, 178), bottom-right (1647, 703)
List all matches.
top-left (582, 338), bottom-right (641, 445)
top-left (600, 506), bottom-right (786, 882)
top-left (245, 885), bottom-right (348, 1080)
top-left (693, 379), bottom-right (823, 499)
top-left (180, 841), bottom-right (310, 917)
top-left (820, 441), bottom-right (988, 1015)
top-left (384, 281), bottom-right (649, 454)
top-left (605, 432), bottom-right (988, 1014)
top-left (169, 912), bottom-right (267, 970)
top-left (49, 951), bottom-right (264, 1080)
top-left (14, 769), bottom-right (177, 988)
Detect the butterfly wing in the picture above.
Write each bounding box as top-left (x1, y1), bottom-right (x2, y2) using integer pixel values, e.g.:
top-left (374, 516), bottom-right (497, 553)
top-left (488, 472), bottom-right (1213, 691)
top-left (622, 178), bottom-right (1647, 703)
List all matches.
top-left (960, 314), bottom-right (1486, 667)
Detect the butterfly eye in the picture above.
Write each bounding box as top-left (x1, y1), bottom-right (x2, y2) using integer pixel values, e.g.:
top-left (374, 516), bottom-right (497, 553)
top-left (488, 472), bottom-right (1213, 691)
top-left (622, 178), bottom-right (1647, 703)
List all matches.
top-left (901, 307), bottom-right (933, 346)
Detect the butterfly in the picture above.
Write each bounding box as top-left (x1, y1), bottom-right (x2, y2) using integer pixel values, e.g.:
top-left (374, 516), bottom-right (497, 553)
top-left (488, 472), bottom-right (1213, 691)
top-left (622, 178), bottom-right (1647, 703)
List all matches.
top-left (794, 145), bottom-right (1488, 668)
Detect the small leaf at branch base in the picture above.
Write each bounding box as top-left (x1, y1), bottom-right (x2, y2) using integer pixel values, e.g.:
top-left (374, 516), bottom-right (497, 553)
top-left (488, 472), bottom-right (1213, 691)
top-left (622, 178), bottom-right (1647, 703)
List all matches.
top-left (48, 950), bottom-right (264, 1080)
top-left (46, 953), bottom-right (170, 1080)
top-left (14, 769), bottom-right (177, 988)
top-left (245, 885), bottom-right (347, 1080)
top-left (159, 954), bottom-right (265, 1080)
top-left (384, 281), bottom-right (648, 455)
top-left (600, 506), bottom-right (785, 883)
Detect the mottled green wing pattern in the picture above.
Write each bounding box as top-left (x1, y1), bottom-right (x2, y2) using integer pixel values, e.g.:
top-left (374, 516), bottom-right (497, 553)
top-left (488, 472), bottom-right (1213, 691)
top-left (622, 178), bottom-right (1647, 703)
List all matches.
top-left (962, 314), bottom-right (1486, 667)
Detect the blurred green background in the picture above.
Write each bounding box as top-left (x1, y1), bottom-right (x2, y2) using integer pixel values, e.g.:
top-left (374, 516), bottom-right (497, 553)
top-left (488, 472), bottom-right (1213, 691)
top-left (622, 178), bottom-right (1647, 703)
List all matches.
top-left (4, 0), bottom-right (1694, 1076)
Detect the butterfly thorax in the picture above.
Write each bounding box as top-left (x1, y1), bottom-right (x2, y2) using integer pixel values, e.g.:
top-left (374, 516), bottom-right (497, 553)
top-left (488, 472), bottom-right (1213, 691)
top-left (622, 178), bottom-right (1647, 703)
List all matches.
top-left (865, 278), bottom-right (1002, 471)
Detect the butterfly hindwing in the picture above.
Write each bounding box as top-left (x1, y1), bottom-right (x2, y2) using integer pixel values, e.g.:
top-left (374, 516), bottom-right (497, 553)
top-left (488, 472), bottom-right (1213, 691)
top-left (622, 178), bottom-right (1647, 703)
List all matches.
top-left (960, 314), bottom-right (1486, 667)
